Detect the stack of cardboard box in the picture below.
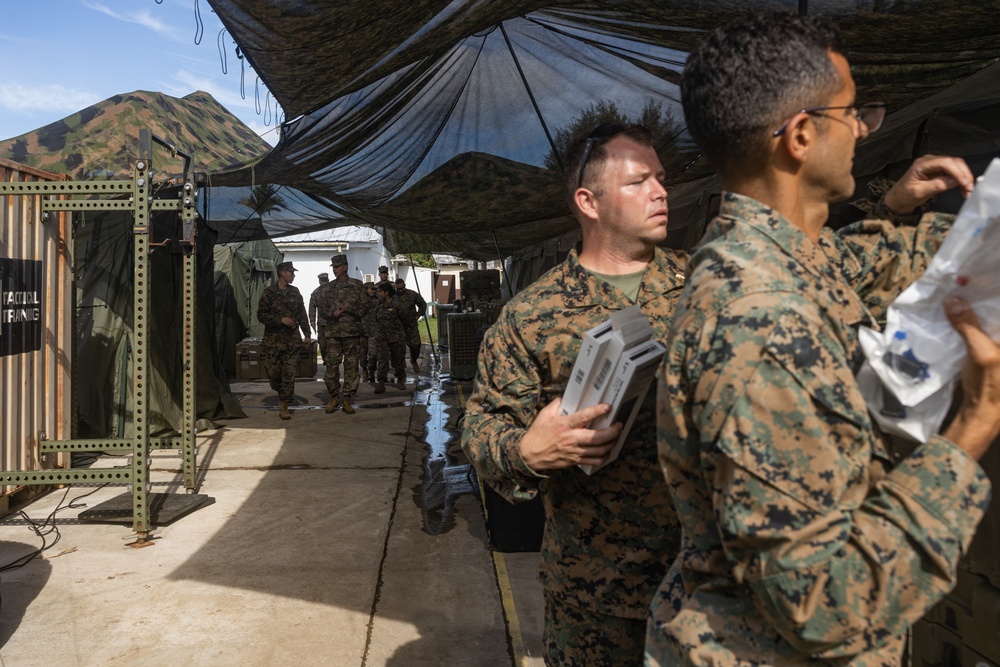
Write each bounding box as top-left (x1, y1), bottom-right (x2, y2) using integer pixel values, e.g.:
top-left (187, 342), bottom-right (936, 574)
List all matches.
top-left (559, 305), bottom-right (666, 474)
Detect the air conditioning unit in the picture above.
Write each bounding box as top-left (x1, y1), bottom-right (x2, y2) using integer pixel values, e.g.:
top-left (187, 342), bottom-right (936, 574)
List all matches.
top-left (364, 273), bottom-right (375, 283)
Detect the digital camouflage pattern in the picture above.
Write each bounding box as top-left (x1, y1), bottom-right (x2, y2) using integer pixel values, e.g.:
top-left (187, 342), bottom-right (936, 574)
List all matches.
top-left (314, 277), bottom-right (371, 397)
top-left (543, 591), bottom-right (647, 665)
top-left (461, 246), bottom-right (688, 626)
top-left (309, 284), bottom-right (328, 343)
top-left (363, 293), bottom-right (379, 379)
top-left (393, 287), bottom-right (427, 349)
top-left (374, 298), bottom-right (407, 381)
top-left (648, 192), bottom-right (992, 667)
top-left (256, 282), bottom-right (310, 403)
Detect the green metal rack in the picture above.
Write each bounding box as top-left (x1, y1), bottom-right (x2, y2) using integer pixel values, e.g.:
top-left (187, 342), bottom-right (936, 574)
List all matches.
top-left (0, 129), bottom-right (200, 544)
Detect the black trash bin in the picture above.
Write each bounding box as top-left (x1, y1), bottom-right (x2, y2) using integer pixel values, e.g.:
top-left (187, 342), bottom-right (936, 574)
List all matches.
top-left (483, 484), bottom-right (545, 552)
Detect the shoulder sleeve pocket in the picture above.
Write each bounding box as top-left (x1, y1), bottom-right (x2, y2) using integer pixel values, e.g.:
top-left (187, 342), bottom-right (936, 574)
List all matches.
top-left (718, 310), bottom-right (874, 513)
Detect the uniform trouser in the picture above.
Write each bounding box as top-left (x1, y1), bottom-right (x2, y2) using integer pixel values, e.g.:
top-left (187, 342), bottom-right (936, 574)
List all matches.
top-left (542, 591), bottom-right (645, 667)
top-left (316, 326), bottom-right (326, 362)
top-left (324, 336), bottom-right (363, 396)
top-left (403, 319), bottom-right (421, 362)
top-left (366, 335), bottom-right (379, 377)
top-left (376, 339), bottom-right (406, 382)
top-left (262, 337), bottom-right (300, 403)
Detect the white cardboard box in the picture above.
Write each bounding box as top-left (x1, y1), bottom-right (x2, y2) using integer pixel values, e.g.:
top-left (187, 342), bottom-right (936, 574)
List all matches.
top-left (559, 318), bottom-right (614, 416)
top-left (560, 305), bottom-right (651, 416)
top-left (579, 338), bottom-right (666, 475)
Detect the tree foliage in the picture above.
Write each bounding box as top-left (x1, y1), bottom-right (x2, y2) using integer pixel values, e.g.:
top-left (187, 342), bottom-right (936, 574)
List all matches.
top-left (543, 99), bottom-right (682, 173)
top-left (403, 253), bottom-right (437, 268)
top-left (239, 183), bottom-right (287, 219)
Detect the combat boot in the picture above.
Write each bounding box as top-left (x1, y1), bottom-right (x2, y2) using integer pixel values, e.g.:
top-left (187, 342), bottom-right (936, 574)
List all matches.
top-left (396, 378), bottom-right (407, 390)
top-left (374, 381), bottom-right (386, 394)
top-left (325, 394), bottom-right (341, 414)
top-left (411, 359), bottom-right (420, 374)
top-left (279, 402), bottom-right (291, 420)
top-left (342, 394), bottom-right (355, 414)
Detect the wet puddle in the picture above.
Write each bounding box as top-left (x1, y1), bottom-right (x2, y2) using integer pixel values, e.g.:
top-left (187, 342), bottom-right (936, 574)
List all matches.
top-left (410, 359), bottom-right (478, 535)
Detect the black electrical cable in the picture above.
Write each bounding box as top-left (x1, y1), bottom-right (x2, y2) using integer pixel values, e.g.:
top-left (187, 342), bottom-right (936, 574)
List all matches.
top-left (0, 484), bottom-right (108, 573)
top-left (217, 29), bottom-right (229, 74)
top-left (193, 0), bottom-right (204, 45)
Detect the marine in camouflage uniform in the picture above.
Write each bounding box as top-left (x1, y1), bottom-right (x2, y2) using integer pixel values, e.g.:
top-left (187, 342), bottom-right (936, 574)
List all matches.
top-left (308, 272), bottom-right (330, 361)
top-left (651, 193), bottom-right (990, 666)
top-left (393, 278), bottom-right (427, 373)
top-left (648, 14), bottom-right (1000, 667)
top-left (360, 282), bottom-right (378, 382)
top-left (314, 254), bottom-right (370, 413)
top-left (375, 265), bottom-right (392, 289)
top-left (462, 124), bottom-right (685, 665)
top-left (256, 261), bottom-right (311, 418)
top-left (373, 282), bottom-right (408, 391)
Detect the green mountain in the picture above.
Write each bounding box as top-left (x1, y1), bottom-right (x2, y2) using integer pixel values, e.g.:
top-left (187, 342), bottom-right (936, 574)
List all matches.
top-left (0, 90), bottom-right (270, 179)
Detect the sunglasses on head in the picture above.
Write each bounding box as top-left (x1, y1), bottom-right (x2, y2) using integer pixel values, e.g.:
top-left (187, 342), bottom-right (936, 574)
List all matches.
top-left (576, 123), bottom-right (626, 189)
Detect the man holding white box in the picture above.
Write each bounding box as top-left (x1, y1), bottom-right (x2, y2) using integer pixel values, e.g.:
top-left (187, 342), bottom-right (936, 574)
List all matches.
top-left (462, 123), bottom-right (688, 665)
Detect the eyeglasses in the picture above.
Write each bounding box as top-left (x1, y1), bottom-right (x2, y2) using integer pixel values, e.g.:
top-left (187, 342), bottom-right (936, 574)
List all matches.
top-left (772, 102), bottom-right (886, 137)
top-left (576, 123), bottom-right (626, 189)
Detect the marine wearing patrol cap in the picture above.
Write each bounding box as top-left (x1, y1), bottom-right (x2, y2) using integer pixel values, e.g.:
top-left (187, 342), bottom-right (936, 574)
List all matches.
top-left (377, 265), bottom-right (391, 288)
top-left (331, 254), bottom-right (348, 267)
top-left (277, 261), bottom-right (297, 273)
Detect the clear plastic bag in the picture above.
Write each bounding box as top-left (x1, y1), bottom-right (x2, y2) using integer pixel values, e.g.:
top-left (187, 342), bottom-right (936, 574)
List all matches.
top-left (859, 157), bottom-right (1000, 442)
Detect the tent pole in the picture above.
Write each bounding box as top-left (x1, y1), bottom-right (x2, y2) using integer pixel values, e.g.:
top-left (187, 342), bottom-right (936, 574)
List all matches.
top-left (491, 229), bottom-right (514, 298)
top-left (499, 22), bottom-right (563, 173)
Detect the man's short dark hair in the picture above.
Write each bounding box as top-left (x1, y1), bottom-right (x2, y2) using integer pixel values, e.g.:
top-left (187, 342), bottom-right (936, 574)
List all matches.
top-left (394, 278), bottom-right (405, 285)
top-left (562, 123), bottom-right (654, 207)
top-left (378, 283), bottom-right (395, 296)
top-left (681, 13), bottom-right (844, 180)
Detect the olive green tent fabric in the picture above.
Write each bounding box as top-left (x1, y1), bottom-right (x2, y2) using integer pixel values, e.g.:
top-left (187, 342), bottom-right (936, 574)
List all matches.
top-left (75, 210), bottom-right (245, 439)
top-left (213, 239), bottom-right (283, 378)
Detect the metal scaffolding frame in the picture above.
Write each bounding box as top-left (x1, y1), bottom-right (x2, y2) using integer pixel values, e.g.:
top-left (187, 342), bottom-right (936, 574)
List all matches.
top-left (0, 129), bottom-right (200, 543)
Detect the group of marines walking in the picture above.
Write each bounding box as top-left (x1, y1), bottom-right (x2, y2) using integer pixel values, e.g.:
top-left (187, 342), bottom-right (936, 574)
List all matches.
top-left (256, 255), bottom-right (426, 419)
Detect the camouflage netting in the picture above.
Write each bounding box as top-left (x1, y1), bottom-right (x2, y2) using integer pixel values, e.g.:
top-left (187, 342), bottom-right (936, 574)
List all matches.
top-left (199, 0), bottom-right (1000, 261)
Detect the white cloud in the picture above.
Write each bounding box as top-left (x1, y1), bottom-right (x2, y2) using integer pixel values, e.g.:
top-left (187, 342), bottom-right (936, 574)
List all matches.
top-left (0, 82), bottom-right (100, 113)
top-left (83, 2), bottom-right (178, 39)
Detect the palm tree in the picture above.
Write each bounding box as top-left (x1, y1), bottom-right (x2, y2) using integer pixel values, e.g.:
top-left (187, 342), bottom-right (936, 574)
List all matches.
top-left (238, 183), bottom-right (287, 220)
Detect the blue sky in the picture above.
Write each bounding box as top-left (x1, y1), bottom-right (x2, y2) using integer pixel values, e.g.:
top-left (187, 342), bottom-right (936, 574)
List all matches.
top-left (0, 0), bottom-right (279, 145)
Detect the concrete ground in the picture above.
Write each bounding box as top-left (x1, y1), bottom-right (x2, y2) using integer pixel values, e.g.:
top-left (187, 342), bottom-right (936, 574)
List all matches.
top-left (0, 349), bottom-right (545, 666)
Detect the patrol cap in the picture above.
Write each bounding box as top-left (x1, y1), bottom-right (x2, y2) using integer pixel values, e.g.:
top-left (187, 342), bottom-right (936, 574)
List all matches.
top-left (318, 272), bottom-right (329, 281)
top-left (277, 261), bottom-right (297, 273)
top-left (330, 254), bottom-right (348, 267)
top-left (378, 265), bottom-right (389, 273)
top-left (364, 281), bottom-right (375, 289)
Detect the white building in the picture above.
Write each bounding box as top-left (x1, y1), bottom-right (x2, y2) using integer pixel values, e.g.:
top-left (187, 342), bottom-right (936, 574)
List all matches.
top-left (274, 226), bottom-right (435, 317)
top-left (273, 226), bottom-right (392, 303)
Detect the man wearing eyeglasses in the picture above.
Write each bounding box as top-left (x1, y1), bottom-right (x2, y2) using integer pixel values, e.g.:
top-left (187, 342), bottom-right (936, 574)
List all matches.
top-left (462, 123), bottom-right (688, 665)
top-left (647, 13), bottom-right (1000, 666)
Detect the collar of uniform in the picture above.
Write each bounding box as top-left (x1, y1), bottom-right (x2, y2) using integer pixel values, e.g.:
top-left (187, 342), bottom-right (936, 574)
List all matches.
top-left (716, 191), bottom-right (867, 332)
top-left (717, 192), bottom-right (842, 286)
top-left (562, 244), bottom-right (685, 309)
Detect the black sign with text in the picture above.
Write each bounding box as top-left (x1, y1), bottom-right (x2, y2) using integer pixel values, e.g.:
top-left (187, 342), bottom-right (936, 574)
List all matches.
top-left (0, 258), bottom-right (44, 357)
